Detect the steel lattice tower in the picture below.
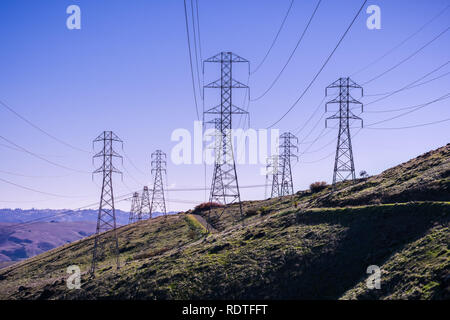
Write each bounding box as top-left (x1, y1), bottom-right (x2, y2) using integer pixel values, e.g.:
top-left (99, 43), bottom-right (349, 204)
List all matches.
top-left (128, 192), bottom-right (140, 224)
top-left (150, 150), bottom-right (167, 217)
top-left (265, 155), bottom-right (281, 198)
top-left (138, 186), bottom-right (151, 220)
top-left (325, 77), bottom-right (363, 185)
top-left (279, 132), bottom-right (298, 196)
top-left (203, 51), bottom-right (249, 218)
top-left (206, 118), bottom-right (226, 203)
top-left (91, 131), bottom-right (122, 275)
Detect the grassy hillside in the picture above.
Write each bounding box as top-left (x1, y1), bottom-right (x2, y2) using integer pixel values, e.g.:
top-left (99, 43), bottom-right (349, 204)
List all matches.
top-left (0, 144), bottom-right (449, 300)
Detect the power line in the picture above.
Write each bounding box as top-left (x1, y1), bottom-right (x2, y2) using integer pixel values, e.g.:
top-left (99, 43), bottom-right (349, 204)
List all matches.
top-left (365, 60), bottom-right (450, 105)
top-left (251, 0), bottom-right (322, 101)
top-left (366, 92), bottom-right (450, 127)
top-left (0, 135), bottom-right (90, 174)
top-left (297, 113), bottom-right (327, 144)
top-left (190, 0), bottom-right (202, 95)
top-left (0, 198), bottom-right (54, 203)
top-left (0, 176), bottom-right (90, 198)
top-left (195, 0), bottom-right (203, 62)
top-left (183, 0), bottom-right (200, 120)
top-left (295, 128), bottom-right (362, 165)
top-left (122, 166), bottom-right (144, 188)
top-left (3, 182), bottom-right (270, 231)
top-left (0, 168), bottom-right (70, 179)
top-left (123, 150), bottom-right (147, 176)
top-left (251, 0), bottom-right (295, 74)
top-left (292, 96), bottom-right (326, 136)
top-left (301, 135), bottom-right (337, 154)
top-left (365, 118), bottom-right (450, 130)
top-left (266, 0), bottom-right (368, 128)
top-left (4, 195), bottom-right (204, 232)
top-left (301, 125), bottom-right (336, 145)
top-left (361, 26), bottom-right (450, 86)
top-left (0, 99), bottom-right (91, 154)
top-left (365, 69), bottom-right (450, 97)
top-left (365, 92), bottom-right (450, 114)
top-left (351, 4), bottom-right (450, 77)
top-left (300, 127), bottom-right (327, 149)
top-left (0, 142), bottom-right (64, 158)
top-left (5, 192), bottom-right (134, 231)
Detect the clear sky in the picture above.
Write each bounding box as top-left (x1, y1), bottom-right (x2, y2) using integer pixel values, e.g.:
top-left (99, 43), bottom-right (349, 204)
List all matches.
top-left (0, 0), bottom-right (449, 211)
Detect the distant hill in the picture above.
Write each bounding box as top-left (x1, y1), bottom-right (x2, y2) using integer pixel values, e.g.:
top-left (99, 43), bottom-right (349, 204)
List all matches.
top-left (0, 221), bottom-right (97, 263)
top-left (0, 209), bottom-right (178, 265)
top-left (0, 144), bottom-right (448, 300)
top-left (0, 209), bottom-right (131, 225)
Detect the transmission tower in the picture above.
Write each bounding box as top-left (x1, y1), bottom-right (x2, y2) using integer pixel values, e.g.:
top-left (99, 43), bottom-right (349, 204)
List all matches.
top-left (264, 157), bottom-right (271, 199)
top-left (128, 192), bottom-right (140, 224)
top-left (265, 155), bottom-right (281, 198)
top-left (325, 77), bottom-right (363, 185)
top-left (138, 186), bottom-right (151, 220)
top-left (203, 51), bottom-right (249, 218)
top-left (91, 131), bottom-right (122, 275)
top-left (279, 132), bottom-right (298, 196)
top-left (150, 150), bottom-right (167, 217)
top-left (206, 118), bottom-right (225, 204)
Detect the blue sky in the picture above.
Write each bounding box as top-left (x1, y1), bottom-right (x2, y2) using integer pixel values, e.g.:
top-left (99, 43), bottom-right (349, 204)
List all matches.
top-left (0, 0), bottom-right (449, 211)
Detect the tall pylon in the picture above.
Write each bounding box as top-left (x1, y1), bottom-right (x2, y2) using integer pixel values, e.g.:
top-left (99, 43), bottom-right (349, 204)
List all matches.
top-left (206, 118), bottom-right (225, 204)
top-left (128, 192), bottom-right (140, 224)
top-left (265, 155), bottom-right (281, 198)
top-left (138, 186), bottom-right (151, 220)
top-left (279, 132), bottom-right (298, 196)
top-left (90, 131), bottom-right (122, 275)
top-left (325, 77), bottom-right (363, 185)
top-left (150, 150), bottom-right (167, 217)
top-left (264, 157), bottom-right (271, 199)
top-left (203, 51), bottom-right (249, 218)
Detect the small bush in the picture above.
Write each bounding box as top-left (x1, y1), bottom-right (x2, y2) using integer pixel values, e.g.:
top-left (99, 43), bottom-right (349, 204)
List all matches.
top-left (245, 209), bottom-right (259, 216)
top-left (193, 202), bottom-right (224, 213)
top-left (310, 181), bottom-right (328, 193)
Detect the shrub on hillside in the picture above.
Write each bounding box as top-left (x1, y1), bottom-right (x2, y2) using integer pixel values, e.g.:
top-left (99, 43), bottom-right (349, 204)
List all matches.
top-left (245, 208), bottom-right (259, 216)
top-left (310, 181), bottom-right (328, 193)
top-left (193, 202), bottom-right (224, 213)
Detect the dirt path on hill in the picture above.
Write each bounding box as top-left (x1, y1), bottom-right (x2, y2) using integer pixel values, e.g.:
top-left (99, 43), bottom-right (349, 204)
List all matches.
top-left (191, 214), bottom-right (217, 233)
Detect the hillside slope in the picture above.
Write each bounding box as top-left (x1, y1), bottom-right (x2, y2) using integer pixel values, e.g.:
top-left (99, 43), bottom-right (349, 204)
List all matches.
top-left (0, 144), bottom-right (449, 300)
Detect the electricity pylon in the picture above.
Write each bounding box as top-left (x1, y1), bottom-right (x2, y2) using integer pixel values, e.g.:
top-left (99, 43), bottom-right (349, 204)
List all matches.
top-left (90, 131), bottom-right (122, 275)
top-left (150, 150), bottom-right (167, 217)
top-left (325, 77), bottom-right (363, 185)
top-left (128, 192), bottom-right (140, 224)
top-left (279, 132), bottom-right (298, 196)
top-left (265, 155), bottom-right (281, 198)
top-left (206, 118), bottom-right (225, 204)
top-left (138, 186), bottom-right (151, 220)
top-left (203, 51), bottom-right (249, 218)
